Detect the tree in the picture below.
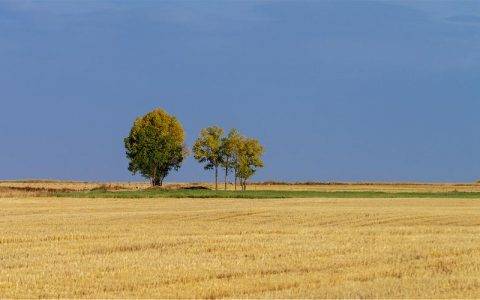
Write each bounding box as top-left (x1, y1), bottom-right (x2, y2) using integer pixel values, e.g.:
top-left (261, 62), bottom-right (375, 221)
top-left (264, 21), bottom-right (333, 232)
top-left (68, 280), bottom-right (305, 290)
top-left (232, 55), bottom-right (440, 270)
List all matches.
top-left (124, 108), bottom-right (187, 187)
top-left (220, 129), bottom-right (242, 190)
top-left (193, 126), bottom-right (224, 190)
top-left (236, 138), bottom-right (264, 191)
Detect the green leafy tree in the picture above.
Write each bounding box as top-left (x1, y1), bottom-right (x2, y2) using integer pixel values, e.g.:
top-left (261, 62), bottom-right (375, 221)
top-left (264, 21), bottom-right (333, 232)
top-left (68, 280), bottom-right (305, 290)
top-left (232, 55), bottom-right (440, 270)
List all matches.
top-left (220, 129), bottom-right (242, 190)
top-left (237, 138), bottom-right (264, 191)
top-left (193, 126), bottom-right (224, 190)
top-left (124, 108), bottom-right (187, 186)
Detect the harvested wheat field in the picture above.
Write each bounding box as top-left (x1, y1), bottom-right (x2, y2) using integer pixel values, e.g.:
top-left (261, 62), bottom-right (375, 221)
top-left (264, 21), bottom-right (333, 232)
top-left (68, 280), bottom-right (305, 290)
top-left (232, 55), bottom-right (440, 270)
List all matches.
top-left (1, 197), bottom-right (480, 298)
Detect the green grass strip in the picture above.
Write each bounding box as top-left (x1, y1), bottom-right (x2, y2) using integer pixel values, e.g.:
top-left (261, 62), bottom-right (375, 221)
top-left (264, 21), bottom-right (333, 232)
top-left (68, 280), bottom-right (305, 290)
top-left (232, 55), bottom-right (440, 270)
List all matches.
top-left (53, 189), bottom-right (480, 199)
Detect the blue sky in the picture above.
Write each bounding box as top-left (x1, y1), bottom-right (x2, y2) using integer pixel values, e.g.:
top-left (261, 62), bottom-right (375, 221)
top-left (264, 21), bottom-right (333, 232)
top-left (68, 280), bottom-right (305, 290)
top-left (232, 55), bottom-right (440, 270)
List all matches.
top-left (1, 0), bottom-right (479, 183)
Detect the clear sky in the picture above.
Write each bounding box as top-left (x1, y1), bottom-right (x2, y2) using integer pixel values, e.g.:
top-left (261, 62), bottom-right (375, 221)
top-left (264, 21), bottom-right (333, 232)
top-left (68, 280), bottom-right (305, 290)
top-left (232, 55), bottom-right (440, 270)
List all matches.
top-left (1, 0), bottom-right (479, 183)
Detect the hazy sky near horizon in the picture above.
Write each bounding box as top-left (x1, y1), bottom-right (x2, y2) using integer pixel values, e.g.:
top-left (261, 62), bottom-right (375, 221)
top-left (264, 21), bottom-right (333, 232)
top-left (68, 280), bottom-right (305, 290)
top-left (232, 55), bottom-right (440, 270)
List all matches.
top-left (1, 0), bottom-right (480, 183)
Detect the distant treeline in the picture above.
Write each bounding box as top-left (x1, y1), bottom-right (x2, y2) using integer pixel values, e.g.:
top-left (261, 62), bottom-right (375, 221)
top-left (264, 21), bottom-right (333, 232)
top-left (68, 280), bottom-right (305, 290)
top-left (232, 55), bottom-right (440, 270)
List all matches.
top-left (124, 108), bottom-right (264, 190)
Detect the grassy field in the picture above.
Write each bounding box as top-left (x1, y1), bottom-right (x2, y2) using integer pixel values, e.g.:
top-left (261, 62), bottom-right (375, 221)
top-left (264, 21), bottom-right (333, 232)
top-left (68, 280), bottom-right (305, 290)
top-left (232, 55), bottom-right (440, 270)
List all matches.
top-left (55, 188), bottom-right (480, 199)
top-left (2, 180), bottom-right (480, 192)
top-left (2, 180), bottom-right (480, 198)
top-left (2, 195), bottom-right (480, 298)
top-left (5, 183), bottom-right (480, 200)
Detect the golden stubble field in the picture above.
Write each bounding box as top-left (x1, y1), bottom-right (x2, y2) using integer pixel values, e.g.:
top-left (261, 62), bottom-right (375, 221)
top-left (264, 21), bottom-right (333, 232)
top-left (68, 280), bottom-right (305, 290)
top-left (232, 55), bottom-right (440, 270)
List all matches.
top-left (1, 195), bottom-right (480, 298)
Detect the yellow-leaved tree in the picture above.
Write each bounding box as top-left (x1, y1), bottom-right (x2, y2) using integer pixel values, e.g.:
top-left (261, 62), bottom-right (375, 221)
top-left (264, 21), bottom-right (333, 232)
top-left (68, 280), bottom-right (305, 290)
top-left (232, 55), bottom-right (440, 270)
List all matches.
top-left (220, 129), bottom-right (243, 190)
top-left (194, 126), bottom-right (264, 191)
top-left (192, 126), bottom-right (224, 190)
top-left (236, 137), bottom-right (264, 191)
top-left (124, 108), bottom-right (187, 186)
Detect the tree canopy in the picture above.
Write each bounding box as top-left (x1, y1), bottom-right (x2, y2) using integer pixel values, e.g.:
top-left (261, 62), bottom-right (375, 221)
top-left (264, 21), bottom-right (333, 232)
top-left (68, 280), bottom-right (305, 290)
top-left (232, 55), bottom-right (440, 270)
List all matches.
top-left (236, 137), bottom-right (264, 191)
top-left (124, 110), bottom-right (263, 190)
top-left (192, 126), bottom-right (224, 190)
top-left (220, 129), bottom-right (242, 190)
top-left (124, 108), bottom-right (187, 186)
top-left (193, 126), bottom-right (264, 191)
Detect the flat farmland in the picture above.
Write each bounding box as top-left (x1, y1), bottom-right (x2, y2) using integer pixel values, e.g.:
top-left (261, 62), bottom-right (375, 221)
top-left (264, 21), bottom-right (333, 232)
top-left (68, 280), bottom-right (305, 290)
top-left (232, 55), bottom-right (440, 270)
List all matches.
top-left (1, 196), bottom-right (480, 298)
top-left (2, 181), bottom-right (480, 198)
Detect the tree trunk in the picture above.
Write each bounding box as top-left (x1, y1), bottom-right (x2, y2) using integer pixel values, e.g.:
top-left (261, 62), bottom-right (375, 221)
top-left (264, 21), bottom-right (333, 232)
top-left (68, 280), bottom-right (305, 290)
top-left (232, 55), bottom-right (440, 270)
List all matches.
top-left (224, 165), bottom-right (228, 191)
top-left (151, 166), bottom-right (165, 187)
top-left (152, 177), bottom-right (162, 186)
top-left (234, 168), bottom-right (237, 191)
top-left (151, 166), bottom-right (157, 187)
top-left (215, 166), bottom-right (218, 190)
